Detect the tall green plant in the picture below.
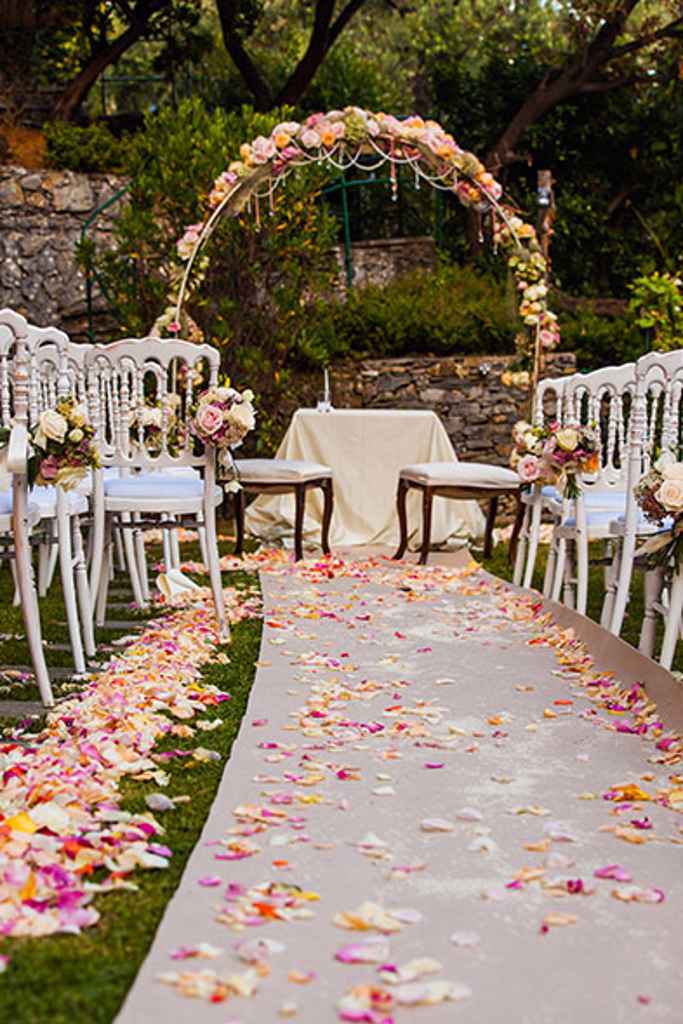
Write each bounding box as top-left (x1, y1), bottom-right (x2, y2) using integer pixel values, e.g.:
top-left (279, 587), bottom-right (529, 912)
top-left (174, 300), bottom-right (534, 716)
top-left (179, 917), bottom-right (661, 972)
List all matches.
top-left (90, 98), bottom-right (338, 450)
top-left (628, 271), bottom-right (683, 352)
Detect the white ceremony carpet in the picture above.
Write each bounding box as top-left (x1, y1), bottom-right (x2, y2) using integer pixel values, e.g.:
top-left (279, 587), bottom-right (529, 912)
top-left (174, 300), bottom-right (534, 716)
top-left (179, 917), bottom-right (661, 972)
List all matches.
top-left (116, 552), bottom-right (683, 1024)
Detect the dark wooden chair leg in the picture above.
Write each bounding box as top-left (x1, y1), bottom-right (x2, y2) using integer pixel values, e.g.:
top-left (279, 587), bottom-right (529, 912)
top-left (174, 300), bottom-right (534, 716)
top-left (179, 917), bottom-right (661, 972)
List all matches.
top-left (508, 493), bottom-right (525, 566)
top-left (393, 478), bottom-right (410, 560)
top-left (484, 495), bottom-right (498, 560)
top-left (418, 486), bottom-right (433, 566)
top-left (233, 489), bottom-right (245, 557)
top-left (294, 484), bottom-right (306, 562)
top-left (320, 478), bottom-right (333, 555)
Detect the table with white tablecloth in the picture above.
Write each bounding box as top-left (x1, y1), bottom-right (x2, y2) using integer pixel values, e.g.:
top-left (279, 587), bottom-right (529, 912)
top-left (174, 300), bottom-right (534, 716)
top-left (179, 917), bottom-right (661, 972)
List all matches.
top-left (244, 408), bottom-right (486, 550)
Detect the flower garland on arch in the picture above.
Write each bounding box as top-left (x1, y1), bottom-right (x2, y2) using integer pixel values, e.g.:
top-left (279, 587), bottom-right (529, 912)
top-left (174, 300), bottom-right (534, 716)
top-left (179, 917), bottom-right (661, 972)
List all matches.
top-left (154, 107), bottom-right (560, 381)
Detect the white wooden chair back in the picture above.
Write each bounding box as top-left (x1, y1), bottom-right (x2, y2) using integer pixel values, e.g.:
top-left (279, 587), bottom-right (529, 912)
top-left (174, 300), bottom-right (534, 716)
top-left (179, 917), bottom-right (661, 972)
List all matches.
top-left (0, 322), bottom-right (74, 427)
top-left (562, 362), bottom-right (636, 492)
top-left (532, 372), bottom-right (576, 427)
top-left (85, 336), bottom-right (220, 472)
top-left (623, 350), bottom-right (683, 494)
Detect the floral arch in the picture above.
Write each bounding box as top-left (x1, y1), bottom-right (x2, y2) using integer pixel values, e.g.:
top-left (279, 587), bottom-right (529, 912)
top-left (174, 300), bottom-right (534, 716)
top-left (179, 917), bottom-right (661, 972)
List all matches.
top-left (156, 107), bottom-right (559, 388)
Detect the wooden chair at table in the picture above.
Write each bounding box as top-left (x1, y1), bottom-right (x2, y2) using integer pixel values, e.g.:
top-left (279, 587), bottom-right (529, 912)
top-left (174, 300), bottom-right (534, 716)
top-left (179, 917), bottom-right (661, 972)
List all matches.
top-left (86, 336), bottom-right (229, 639)
top-left (231, 458), bottom-right (334, 562)
top-left (393, 459), bottom-right (520, 566)
top-left (0, 309), bottom-right (54, 706)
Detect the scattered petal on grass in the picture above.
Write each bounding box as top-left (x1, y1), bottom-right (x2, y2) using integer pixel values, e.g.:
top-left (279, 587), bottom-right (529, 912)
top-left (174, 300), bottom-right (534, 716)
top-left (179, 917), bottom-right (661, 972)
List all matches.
top-left (146, 793), bottom-right (176, 813)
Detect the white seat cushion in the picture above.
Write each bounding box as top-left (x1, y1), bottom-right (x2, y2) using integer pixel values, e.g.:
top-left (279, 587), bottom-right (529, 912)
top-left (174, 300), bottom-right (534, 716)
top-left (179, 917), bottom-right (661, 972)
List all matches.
top-left (104, 474), bottom-right (204, 499)
top-left (400, 461), bottom-right (519, 490)
top-left (234, 459), bottom-right (332, 483)
top-left (29, 485), bottom-right (88, 518)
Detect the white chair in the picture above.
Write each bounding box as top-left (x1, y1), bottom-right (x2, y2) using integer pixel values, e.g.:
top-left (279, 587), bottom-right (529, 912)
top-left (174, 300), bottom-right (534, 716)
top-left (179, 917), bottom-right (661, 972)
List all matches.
top-left (545, 362), bottom-right (635, 617)
top-left (512, 371), bottom-right (574, 592)
top-left (0, 318), bottom-right (95, 676)
top-left (86, 336), bottom-right (228, 640)
top-left (0, 310), bottom-right (54, 706)
top-left (393, 460), bottom-right (519, 565)
top-left (609, 349), bottom-right (683, 666)
top-left (232, 458), bottom-right (334, 562)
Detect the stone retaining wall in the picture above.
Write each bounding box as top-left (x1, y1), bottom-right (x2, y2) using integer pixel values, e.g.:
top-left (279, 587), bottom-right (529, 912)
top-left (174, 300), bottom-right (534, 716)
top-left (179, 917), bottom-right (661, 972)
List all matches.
top-left (0, 165), bottom-right (124, 340)
top-left (329, 352), bottom-right (576, 466)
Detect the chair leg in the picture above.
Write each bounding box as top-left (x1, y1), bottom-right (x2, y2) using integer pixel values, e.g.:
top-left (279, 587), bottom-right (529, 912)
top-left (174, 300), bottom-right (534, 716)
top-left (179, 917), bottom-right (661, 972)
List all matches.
top-left (575, 499), bottom-right (589, 616)
top-left (561, 541), bottom-right (576, 610)
top-left (610, 530), bottom-right (637, 636)
top-left (511, 499), bottom-right (527, 582)
top-left (169, 516), bottom-right (181, 569)
top-left (484, 496), bottom-right (498, 560)
top-left (320, 479), bottom-right (333, 555)
top-left (56, 493), bottom-right (86, 675)
top-left (523, 497), bottom-right (544, 589)
top-left (95, 518), bottom-right (112, 628)
top-left (203, 498), bottom-right (229, 642)
top-left (393, 479), bottom-right (410, 560)
top-left (133, 514), bottom-right (150, 602)
top-left (294, 484), bottom-right (305, 562)
top-left (418, 487), bottom-right (434, 566)
top-left (13, 482), bottom-right (53, 707)
top-left (660, 567), bottom-right (683, 670)
top-left (234, 490), bottom-right (245, 557)
top-left (121, 513), bottom-right (145, 609)
top-left (640, 565), bottom-right (664, 658)
top-left (73, 514), bottom-right (96, 660)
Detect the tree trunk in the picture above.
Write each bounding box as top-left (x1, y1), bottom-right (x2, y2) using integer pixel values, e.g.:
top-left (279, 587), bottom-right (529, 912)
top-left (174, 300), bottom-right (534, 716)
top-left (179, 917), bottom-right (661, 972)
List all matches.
top-left (52, 2), bottom-right (166, 122)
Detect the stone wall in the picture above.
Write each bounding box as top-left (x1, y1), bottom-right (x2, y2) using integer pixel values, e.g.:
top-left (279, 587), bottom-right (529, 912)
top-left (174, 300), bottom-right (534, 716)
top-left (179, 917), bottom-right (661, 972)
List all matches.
top-left (333, 236), bottom-right (437, 290)
top-left (0, 165), bottom-right (125, 340)
top-left (329, 352), bottom-right (576, 467)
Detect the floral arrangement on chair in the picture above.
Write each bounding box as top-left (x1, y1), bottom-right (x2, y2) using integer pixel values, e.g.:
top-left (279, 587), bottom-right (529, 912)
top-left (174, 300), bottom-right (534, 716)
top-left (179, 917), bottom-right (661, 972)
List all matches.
top-left (31, 397), bottom-right (100, 490)
top-left (190, 384), bottom-right (256, 476)
top-left (129, 395), bottom-right (187, 458)
top-left (510, 420), bottom-right (599, 497)
top-left (633, 452), bottom-right (683, 563)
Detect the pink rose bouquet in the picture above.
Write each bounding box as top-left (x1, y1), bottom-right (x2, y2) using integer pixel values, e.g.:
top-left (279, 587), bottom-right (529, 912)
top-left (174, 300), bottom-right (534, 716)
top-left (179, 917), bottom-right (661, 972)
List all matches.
top-left (510, 419), bottom-right (599, 497)
top-left (190, 384), bottom-right (256, 476)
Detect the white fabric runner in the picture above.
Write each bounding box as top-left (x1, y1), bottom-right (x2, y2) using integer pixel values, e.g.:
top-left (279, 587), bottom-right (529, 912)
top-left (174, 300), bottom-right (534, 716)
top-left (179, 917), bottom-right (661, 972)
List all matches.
top-left (245, 408), bottom-right (485, 549)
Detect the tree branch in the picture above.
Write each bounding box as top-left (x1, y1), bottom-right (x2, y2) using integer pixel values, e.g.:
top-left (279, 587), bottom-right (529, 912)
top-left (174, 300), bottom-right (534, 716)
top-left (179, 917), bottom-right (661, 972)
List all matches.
top-left (215, 0), bottom-right (274, 110)
top-left (609, 14), bottom-right (683, 59)
top-left (52, 0), bottom-right (168, 121)
top-left (273, 0), bottom-right (371, 108)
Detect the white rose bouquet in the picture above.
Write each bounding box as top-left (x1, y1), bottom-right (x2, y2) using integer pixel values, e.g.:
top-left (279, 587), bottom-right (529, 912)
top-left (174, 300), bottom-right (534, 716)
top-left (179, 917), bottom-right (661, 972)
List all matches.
top-left (634, 451), bottom-right (683, 565)
top-left (31, 397), bottom-right (100, 489)
top-left (129, 394), bottom-right (187, 457)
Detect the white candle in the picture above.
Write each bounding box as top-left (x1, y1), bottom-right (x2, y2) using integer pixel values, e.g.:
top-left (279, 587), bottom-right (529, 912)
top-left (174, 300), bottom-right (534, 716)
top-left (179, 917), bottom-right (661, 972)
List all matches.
top-left (324, 368), bottom-right (330, 403)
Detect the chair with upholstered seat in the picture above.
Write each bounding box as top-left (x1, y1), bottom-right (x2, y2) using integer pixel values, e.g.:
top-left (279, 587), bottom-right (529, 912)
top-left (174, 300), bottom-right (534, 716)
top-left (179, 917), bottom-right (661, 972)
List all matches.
top-left (86, 336), bottom-right (228, 639)
top-left (231, 458), bottom-right (334, 562)
top-left (393, 460), bottom-right (519, 565)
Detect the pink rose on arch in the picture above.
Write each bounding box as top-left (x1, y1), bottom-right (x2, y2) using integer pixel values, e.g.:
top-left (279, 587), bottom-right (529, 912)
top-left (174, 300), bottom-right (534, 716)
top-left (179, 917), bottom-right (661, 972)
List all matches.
top-left (195, 403), bottom-right (224, 438)
top-left (39, 455), bottom-right (59, 481)
top-left (517, 454), bottom-right (542, 484)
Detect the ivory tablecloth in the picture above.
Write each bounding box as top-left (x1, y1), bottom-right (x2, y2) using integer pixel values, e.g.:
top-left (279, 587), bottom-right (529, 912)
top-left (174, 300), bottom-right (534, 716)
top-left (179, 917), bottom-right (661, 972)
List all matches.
top-left (244, 408), bottom-right (486, 550)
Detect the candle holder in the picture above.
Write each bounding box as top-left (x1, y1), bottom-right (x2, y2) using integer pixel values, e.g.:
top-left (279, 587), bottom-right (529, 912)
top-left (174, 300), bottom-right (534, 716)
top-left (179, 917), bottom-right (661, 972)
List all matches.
top-left (316, 367), bottom-right (333, 412)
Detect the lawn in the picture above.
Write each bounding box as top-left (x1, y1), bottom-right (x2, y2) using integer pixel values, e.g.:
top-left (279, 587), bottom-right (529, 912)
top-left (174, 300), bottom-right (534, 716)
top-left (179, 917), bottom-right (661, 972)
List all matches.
top-left (0, 531), bottom-right (262, 1024)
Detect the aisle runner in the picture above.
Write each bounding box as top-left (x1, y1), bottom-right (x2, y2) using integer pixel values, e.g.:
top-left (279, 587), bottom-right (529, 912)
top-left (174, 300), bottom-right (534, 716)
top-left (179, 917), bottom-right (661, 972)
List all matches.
top-left (117, 555), bottom-right (683, 1024)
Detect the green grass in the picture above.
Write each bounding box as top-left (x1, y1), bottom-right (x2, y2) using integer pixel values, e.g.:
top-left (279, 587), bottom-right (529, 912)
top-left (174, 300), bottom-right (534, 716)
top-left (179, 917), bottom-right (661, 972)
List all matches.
top-left (481, 540), bottom-right (683, 674)
top-left (0, 533), bottom-right (263, 1024)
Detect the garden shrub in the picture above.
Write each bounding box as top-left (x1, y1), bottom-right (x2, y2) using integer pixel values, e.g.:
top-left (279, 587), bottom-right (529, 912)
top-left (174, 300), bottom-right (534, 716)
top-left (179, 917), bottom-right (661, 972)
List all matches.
top-left (557, 309), bottom-right (646, 371)
top-left (325, 262), bottom-right (518, 358)
top-left (44, 121), bottom-right (127, 173)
